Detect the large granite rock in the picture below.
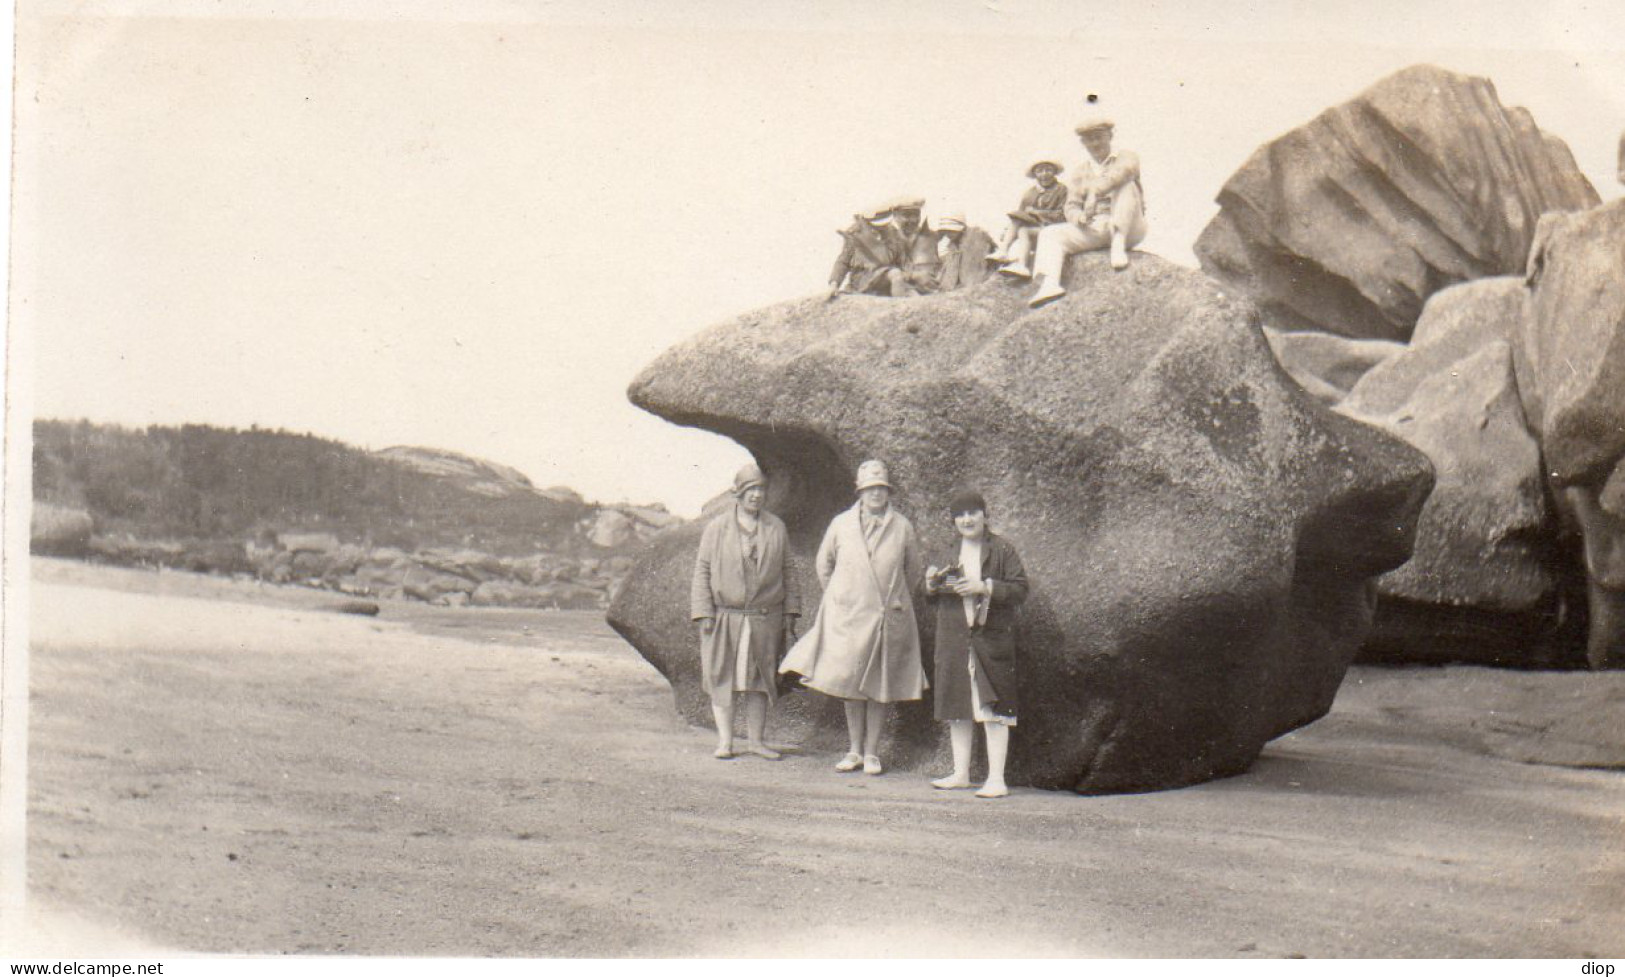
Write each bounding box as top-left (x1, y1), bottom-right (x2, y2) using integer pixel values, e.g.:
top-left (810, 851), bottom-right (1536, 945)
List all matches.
top-left (609, 255), bottom-right (1433, 793)
top-left (1518, 200), bottom-right (1625, 667)
top-left (1336, 278), bottom-right (1565, 665)
top-left (1197, 65), bottom-right (1599, 342)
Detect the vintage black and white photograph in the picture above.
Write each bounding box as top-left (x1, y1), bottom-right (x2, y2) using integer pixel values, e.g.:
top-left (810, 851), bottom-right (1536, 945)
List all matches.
top-left (3, 0), bottom-right (1623, 962)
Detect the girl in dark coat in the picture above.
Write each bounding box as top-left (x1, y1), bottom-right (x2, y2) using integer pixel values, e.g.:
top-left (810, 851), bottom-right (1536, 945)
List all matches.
top-left (924, 489), bottom-right (1029, 798)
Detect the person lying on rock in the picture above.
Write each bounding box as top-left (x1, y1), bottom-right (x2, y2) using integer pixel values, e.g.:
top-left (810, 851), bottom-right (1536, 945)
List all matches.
top-left (1003, 113), bottom-right (1147, 307)
top-left (988, 159), bottom-right (1068, 272)
top-left (690, 463), bottom-right (800, 760)
top-left (935, 213), bottom-right (996, 292)
top-left (924, 489), bottom-right (1029, 799)
top-left (780, 460), bottom-right (926, 776)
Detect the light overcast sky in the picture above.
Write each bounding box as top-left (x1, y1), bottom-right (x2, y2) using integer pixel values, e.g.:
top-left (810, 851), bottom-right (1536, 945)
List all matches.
top-left (10, 0), bottom-right (1624, 515)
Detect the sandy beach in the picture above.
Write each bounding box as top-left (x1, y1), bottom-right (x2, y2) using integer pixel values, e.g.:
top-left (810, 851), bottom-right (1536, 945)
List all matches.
top-left (15, 558), bottom-right (1625, 958)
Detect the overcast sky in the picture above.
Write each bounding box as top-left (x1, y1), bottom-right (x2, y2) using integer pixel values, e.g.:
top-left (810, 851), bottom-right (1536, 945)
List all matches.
top-left (10, 0), bottom-right (1624, 516)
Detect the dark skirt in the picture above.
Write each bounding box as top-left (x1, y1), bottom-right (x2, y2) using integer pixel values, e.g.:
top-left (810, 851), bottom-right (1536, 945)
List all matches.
top-left (932, 601), bottom-right (1019, 722)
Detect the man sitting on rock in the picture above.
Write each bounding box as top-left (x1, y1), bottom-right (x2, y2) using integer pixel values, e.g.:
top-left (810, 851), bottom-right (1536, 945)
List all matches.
top-left (879, 197), bottom-right (943, 297)
top-left (827, 202), bottom-right (896, 299)
top-left (1003, 114), bottom-right (1147, 307)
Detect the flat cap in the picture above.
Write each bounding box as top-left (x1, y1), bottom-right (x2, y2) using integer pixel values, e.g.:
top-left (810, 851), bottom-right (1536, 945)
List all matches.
top-left (1074, 113), bottom-right (1115, 134)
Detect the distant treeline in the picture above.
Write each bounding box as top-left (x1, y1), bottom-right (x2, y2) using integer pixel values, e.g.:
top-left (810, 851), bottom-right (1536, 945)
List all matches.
top-left (33, 420), bottom-right (594, 555)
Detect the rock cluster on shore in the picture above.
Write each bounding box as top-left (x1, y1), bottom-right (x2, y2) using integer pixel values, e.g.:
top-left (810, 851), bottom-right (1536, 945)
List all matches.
top-left (40, 528), bottom-right (638, 610)
top-left (1228, 69), bottom-right (1624, 669)
top-left (31, 429), bottom-right (681, 611)
top-left (249, 535), bottom-right (632, 609)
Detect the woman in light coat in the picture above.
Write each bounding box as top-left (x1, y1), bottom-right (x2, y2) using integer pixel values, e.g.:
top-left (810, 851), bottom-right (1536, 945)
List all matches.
top-left (780, 459), bottom-right (925, 775)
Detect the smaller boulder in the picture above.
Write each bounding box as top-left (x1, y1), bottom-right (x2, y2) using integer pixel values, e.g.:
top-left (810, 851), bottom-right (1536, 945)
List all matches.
top-left (31, 504), bottom-right (94, 556)
top-left (400, 565), bottom-right (477, 602)
top-left (289, 550), bottom-right (336, 580)
top-left (1338, 278), bottom-right (1560, 664)
top-left (278, 532), bottom-right (340, 554)
top-left (330, 600), bottom-right (381, 617)
top-left (587, 509), bottom-right (636, 548)
top-left (471, 580), bottom-right (554, 608)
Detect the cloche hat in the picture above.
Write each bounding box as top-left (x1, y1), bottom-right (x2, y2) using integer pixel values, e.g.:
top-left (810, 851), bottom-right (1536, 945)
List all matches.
top-left (854, 459), bottom-right (892, 492)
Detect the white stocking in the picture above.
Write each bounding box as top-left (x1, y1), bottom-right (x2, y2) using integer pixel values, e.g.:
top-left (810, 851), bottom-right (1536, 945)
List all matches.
top-left (983, 721), bottom-right (1010, 790)
top-left (948, 720), bottom-right (975, 780)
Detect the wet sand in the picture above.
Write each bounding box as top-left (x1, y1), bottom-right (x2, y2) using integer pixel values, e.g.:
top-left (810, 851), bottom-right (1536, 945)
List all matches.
top-left (16, 558), bottom-right (1625, 957)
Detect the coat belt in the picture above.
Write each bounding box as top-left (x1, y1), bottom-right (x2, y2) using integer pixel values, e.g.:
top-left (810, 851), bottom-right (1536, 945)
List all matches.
top-left (716, 605), bottom-right (772, 616)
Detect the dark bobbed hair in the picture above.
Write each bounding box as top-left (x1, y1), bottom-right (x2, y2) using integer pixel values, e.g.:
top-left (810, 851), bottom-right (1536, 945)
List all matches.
top-left (946, 488), bottom-right (988, 519)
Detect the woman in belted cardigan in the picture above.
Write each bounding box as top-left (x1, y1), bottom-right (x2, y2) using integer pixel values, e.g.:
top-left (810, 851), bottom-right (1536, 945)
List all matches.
top-left (691, 463), bottom-right (800, 760)
top-left (779, 459), bottom-right (925, 776)
top-left (924, 488), bottom-right (1028, 798)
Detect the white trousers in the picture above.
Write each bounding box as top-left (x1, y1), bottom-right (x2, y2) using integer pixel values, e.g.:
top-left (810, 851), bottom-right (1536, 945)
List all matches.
top-left (1032, 181), bottom-right (1147, 283)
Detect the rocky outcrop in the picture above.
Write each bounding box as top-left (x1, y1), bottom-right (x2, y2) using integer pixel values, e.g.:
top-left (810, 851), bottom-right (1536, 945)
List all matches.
top-left (609, 255), bottom-right (1433, 794)
top-left (250, 544), bottom-right (630, 609)
top-left (1335, 278), bottom-right (1565, 665)
top-left (539, 485), bottom-right (586, 505)
top-left (375, 445), bottom-right (538, 499)
top-left (373, 446), bottom-right (682, 552)
top-left (1518, 200), bottom-right (1625, 667)
top-left (1197, 65), bottom-right (1599, 342)
top-left (585, 505), bottom-right (682, 549)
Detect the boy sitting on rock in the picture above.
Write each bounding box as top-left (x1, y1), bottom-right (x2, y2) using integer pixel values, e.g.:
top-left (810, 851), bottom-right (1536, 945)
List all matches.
top-left (989, 159), bottom-right (1067, 271)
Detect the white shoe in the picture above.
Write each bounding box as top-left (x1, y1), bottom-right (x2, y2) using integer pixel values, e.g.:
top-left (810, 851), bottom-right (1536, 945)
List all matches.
top-left (1110, 238), bottom-right (1129, 270)
top-left (834, 752), bottom-right (863, 772)
top-left (931, 775), bottom-right (974, 790)
top-left (975, 783), bottom-right (1009, 798)
top-left (997, 262), bottom-right (1032, 280)
top-left (863, 754), bottom-right (884, 776)
top-left (1028, 283), bottom-right (1065, 308)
